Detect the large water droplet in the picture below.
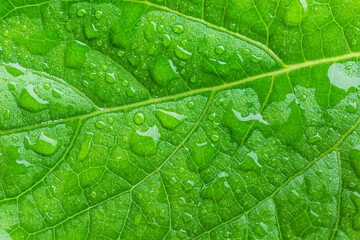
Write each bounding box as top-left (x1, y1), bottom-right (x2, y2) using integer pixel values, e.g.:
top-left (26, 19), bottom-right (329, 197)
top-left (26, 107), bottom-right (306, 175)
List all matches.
top-left (17, 85), bottom-right (49, 112)
top-left (163, 34), bottom-right (171, 47)
top-left (129, 126), bottom-right (161, 157)
top-left (328, 62), bottom-right (360, 91)
top-left (183, 212), bottom-right (193, 222)
top-left (187, 142), bottom-right (217, 172)
top-left (350, 145), bottom-right (360, 178)
top-left (77, 132), bottom-right (94, 161)
top-left (155, 109), bottom-right (186, 130)
top-left (171, 24), bottom-right (184, 34)
top-left (175, 45), bottom-right (192, 60)
top-left (64, 41), bottom-right (88, 69)
top-left (239, 151), bottom-right (262, 172)
top-left (151, 56), bottom-right (178, 86)
top-left (134, 112), bottom-right (145, 125)
top-left (351, 192), bottom-right (360, 230)
top-left (214, 45), bottom-right (225, 55)
top-left (105, 73), bottom-right (116, 84)
top-left (25, 132), bottom-right (59, 156)
top-left (347, 102), bottom-right (358, 113)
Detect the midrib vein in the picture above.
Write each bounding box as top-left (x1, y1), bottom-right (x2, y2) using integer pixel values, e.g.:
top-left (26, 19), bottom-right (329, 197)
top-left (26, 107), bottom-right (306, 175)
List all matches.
top-left (2, 51), bottom-right (360, 136)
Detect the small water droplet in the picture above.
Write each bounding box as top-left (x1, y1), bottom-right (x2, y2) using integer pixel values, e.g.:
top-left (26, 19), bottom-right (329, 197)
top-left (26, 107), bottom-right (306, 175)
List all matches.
top-left (183, 180), bottom-right (194, 192)
top-left (239, 151), bottom-right (262, 172)
top-left (95, 11), bottom-right (103, 20)
top-left (91, 191), bottom-right (97, 198)
top-left (187, 101), bottom-right (194, 109)
top-left (208, 112), bottom-right (216, 121)
top-left (183, 212), bottom-right (193, 222)
top-left (77, 9), bottom-right (86, 17)
top-left (175, 45), bottom-right (192, 60)
top-left (122, 80), bottom-right (129, 87)
top-left (171, 24), bottom-right (184, 34)
top-left (117, 50), bottom-right (125, 57)
top-left (243, 48), bottom-right (250, 55)
top-left (251, 55), bottom-right (262, 63)
top-left (134, 112), bottom-right (145, 125)
top-left (211, 135), bottom-right (219, 142)
top-left (347, 102), bottom-right (358, 113)
top-left (289, 189), bottom-right (300, 204)
top-left (126, 87), bottom-right (136, 97)
top-left (43, 83), bottom-right (51, 90)
top-left (3, 30), bottom-right (9, 36)
top-left (263, 154), bottom-right (268, 161)
top-left (84, 23), bottom-right (99, 40)
top-left (216, 99), bottom-right (223, 106)
top-left (52, 88), bottom-right (62, 98)
top-left (308, 133), bottom-right (322, 144)
top-left (82, 80), bottom-right (89, 87)
top-left (95, 121), bottom-right (106, 129)
top-left (105, 73), bottom-right (116, 84)
top-left (127, 55), bottom-right (138, 67)
top-left (176, 229), bottom-right (187, 239)
top-left (77, 132), bottom-right (94, 161)
top-left (163, 34), bottom-right (171, 47)
top-left (214, 45), bottom-right (225, 55)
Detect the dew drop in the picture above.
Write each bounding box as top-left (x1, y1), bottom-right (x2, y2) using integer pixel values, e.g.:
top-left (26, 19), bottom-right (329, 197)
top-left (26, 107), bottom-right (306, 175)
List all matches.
top-left (126, 87), bottom-right (136, 97)
top-left (211, 134), bottom-right (219, 142)
top-left (183, 212), bottom-right (193, 222)
top-left (350, 192), bottom-right (360, 230)
top-left (262, 154), bottom-right (268, 161)
top-left (214, 45), bottom-right (225, 55)
top-left (176, 229), bottom-right (187, 239)
top-left (95, 11), bottom-right (103, 20)
top-left (129, 126), bottom-right (161, 157)
top-left (17, 85), bottom-right (49, 112)
top-left (84, 23), bottom-right (99, 40)
top-left (43, 83), bottom-right (51, 90)
top-left (239, 151), bottom-right (262, 172)
top-left (122, 80), bottom-right (129, 87)
top-left (163, 34), bottom-right (171, 47)
top-left (52, 88), bottom-right (63, 99)
top-left (155, 109), bottom-right (186, 130)
top-left (95, 121), bottom-right (106, 129)
top-left (175, 45), bottom-right (192, 60)
top-left (151, 56), bottom-right (178, 86)
top-left (308, 133), bottom-right (322, 144)
top-left (347, 102), bottom-right (358, 113)
top-left (171, 24), bottom-right (184, 34)
top-left (105, 73), bottom-right (116, 84)
top-left (25, 132), bottom-right (59, 156)
top-left (190, 75), bottom-right (197, 83)
top-left (91, 191), bottom-right (97, 198)
top-left (208, 112), bottom-right (216, 121)
top-left (183, 180), bottom-right (194, 192)
top-left (76, 9), bottom-right (86, 17)
top-left (243, 48), bottom-right (250, 55)
top-left (134, 112), bottom-right (145, 125)
top-left (77, 132), bottom-right (94, 161)
top-left (117, 50), bottom-right (125, 57)
top-left (187, 101), bottom-right (194, 109)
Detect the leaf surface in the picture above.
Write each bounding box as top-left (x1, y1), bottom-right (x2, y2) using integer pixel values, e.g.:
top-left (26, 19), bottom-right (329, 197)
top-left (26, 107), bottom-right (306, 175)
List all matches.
top-left (1, 0), bottom-right (360, 239)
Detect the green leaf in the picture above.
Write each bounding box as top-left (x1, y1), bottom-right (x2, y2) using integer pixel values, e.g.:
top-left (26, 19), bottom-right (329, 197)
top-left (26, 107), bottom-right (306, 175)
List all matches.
top-left (1, 0), bottom-right (360, 239)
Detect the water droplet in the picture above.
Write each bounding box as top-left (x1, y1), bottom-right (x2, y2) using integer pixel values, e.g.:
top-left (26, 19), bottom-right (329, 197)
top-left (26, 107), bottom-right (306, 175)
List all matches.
top-left (105, 73), bottom-right (116, 84)
top-left (183, 180), bottom-right (194, 192)
top-left (64, 41), bottom-right (88, 69)
top-left (82, 80), bottom-right (89, 87)
top-left (325, 161), bottom-right (333, 169)
top-left (126, 87), bottom-right (136, 97)
top-left (107, 117), bottom-right (113, 124)
top-left (350, 192), bottom-right (360, 230)
top-left (347, 102), bottom-right (358, 113)
top-left (117, 50), bottom-right (125, 57)
top-left (281, 157), bottom-right (289, 163)
top-left (171, 24), bottom-right (184, 34)
top-left (4, 109), bottom-right (10, 120)
top-left (175, 45), bottom-right (192, 60)
top-left (176, 229), bottom-right (187, 239)
top-left (163, 34), bottom-right (171, 47)
top-left (96, 40), bottom-right (103, 46)
top-left (187, 101), bottom-right (194, 109)
top-left (17, 85), bottom-right (49, 112)
top-left (77, 132), bottom-right (94, 161)
top-left (77, 9), bottom-right (86, 17)
top-left (350, 145), bottom-right (360, 177)
top-left (187, 142), bottom-right (217, 172)
top-left (134, 112), bottom-right (145, 125)
top-left (212, 122), bottom-right (219, 129)
top-left (84, 24), bottom-right (99, 41)
top-left (43, 83), bottom-right (51, 90)
top-left (239, 151), bottom-right (262, 172)
top-left (190, 75), bottom-right (197, 83)
top-left (251, 55), bottom-right (262, 63)
top-left (91, 191), bottom-right (97, 198)
top-left (25, 132), bottom-right (59, 156)
top-left (211, 135), bottom-right (219, 142)
top-left (129, 126), bottom-right (161, 157)
top-left (12, 136), bottom-right (18, 142)
top-left (3, 30), bottom-right (9, 36)
top-left (95, 11), bottom-right (102, 20)
top-left (151, 56), bottom-right (178, 86)
top-left (183, 212), bottom-right (193, 222)
top-left (216, 99), bottom-right (223, 106)
top-left (243, 48), bottom-right (250, 55)
top-left (254, 222), bottom-right (269, 237)
top-left (214, 45), bottom-right (225, 55)
top-left (127, 55), bottom-right (138, 67)
top-left (208, 112), bottom-right (216, 121)
top-left (263, 154), bottom-right (269, 161)
top-left (289, 189), bottom-right (300, 204)
top-left (155, 109), bottom-right (186, 130)
top-left (122, 80), bottom-right (128, 87)
top-left (42, 62), bottom-right (49, 70)
top-left (95, 121), bottom-right (106, 129)
top-left (52, 88), bottom-right (62, 98)
top-left (308, 133), bottom-right (322, 144)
